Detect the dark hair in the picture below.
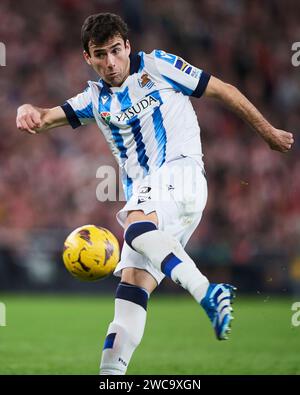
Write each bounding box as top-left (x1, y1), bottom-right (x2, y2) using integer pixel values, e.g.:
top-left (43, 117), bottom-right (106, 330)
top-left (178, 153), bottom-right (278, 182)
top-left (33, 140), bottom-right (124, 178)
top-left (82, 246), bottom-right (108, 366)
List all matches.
top-left (81, 13), bottom-right (129, 55)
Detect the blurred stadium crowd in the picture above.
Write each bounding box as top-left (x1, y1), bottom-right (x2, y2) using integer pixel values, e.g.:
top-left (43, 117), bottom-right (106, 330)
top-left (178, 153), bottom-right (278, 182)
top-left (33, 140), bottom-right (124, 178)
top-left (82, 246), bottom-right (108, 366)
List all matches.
top-left (1, 0), bottom-right (300, 292)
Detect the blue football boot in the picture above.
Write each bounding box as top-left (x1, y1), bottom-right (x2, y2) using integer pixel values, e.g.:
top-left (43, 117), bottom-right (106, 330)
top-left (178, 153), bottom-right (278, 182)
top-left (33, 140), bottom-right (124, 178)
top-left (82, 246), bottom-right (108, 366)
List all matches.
top-left (201, 283), bottom-right (236, 340)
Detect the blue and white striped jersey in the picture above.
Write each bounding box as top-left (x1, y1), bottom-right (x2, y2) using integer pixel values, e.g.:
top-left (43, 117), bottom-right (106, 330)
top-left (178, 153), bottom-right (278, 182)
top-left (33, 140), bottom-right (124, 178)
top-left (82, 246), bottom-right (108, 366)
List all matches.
top-left (61, 50), bottom-right (210, 200)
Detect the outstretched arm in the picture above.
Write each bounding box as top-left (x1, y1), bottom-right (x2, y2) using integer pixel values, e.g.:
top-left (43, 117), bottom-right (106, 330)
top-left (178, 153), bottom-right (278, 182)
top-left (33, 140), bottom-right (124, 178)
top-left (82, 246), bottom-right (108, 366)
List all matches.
top-left (204, 76), bottom-right (294, 153)
top-left (16, 104), bottom-right (68, 134)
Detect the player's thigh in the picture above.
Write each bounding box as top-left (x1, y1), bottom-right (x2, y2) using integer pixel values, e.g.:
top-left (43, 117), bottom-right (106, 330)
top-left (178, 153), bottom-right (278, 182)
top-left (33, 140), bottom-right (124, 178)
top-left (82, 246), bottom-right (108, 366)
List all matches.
top-left (125, 210), bottom-right (158, 229)
top-left (121, 267), bottom-right (158, 294)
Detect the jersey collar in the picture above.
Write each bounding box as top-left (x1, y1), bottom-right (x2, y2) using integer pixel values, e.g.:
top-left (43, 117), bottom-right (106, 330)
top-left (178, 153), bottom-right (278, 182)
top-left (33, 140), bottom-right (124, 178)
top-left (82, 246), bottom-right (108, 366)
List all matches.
top-left (129, 52), bottom-right (141, 75)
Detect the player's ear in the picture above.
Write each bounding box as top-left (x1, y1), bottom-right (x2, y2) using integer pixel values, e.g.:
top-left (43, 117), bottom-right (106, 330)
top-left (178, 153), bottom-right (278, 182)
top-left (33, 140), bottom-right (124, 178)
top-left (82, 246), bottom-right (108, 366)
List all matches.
top-left (125, 39), bottom-right (131, 55)
top-left (83, 50), bottom-right (92, 66)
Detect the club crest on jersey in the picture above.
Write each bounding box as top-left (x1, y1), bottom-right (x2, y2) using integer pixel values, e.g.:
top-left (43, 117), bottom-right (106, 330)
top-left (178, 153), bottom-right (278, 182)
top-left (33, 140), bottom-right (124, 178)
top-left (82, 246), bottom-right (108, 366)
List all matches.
top-left (138, 73), bottom-right (155, 89)
top-left (100, 111), bottom-right (111, 125)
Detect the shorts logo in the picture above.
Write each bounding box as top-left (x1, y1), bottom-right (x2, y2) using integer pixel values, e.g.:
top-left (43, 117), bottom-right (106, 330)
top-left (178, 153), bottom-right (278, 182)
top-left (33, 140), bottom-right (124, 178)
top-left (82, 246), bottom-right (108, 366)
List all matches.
top-left (137, 186), bottom-right (152, 204)
top-left (100, 111), bottom-right (111, 125)
top-left (138, 73), bottom-right (155, 89)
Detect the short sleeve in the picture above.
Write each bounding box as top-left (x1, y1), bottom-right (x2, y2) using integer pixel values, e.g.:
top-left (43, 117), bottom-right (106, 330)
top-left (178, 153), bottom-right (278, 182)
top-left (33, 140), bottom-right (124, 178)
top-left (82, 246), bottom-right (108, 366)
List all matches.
top-left (61, 86), bottom-right (95, 129)
top-left (153, 50), bottom-right (210, 98)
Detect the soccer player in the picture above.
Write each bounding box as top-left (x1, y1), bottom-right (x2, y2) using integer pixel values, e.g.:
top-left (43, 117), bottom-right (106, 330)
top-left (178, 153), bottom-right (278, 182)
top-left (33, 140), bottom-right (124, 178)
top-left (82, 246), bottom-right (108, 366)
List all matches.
top-left (16, 13), bottom-right (294, 375)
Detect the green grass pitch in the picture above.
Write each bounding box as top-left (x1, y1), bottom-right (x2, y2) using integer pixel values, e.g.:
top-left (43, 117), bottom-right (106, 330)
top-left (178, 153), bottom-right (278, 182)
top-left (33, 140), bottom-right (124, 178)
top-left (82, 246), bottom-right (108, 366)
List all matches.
top-left (0, 294), bottom-right (299, 374)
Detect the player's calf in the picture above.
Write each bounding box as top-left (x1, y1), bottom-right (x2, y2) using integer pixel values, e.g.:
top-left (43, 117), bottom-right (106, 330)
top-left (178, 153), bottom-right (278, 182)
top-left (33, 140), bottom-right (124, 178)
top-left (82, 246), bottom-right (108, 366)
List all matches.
top-left (100, 282), bottom-right (149, 375)
top-left (125, 221), bottom-right (209, 303)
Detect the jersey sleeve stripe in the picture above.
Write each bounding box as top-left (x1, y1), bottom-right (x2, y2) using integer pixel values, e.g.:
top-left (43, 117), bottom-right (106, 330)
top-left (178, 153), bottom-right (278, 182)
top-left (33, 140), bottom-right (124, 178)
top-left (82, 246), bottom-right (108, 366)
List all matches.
top-left (192, 71), bottom-right (211, 98)
top-left (75, 102), bottom-right (94, 119)
top-left (61, 102), bottom-right (81, 129)
top-left (161, 75), bottom-right (194, 96)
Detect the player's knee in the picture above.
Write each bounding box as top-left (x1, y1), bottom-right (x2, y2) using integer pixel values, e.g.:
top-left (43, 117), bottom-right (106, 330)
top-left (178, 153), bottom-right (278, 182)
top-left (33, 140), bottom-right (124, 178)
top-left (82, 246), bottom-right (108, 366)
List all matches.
top-left (121, 269), bottom-right (158, 294)
top-left (124, 221), bottom-right (157, 250)
top-left (116, 281), bottom-right (149, 313)
top-left (125, 223), bottom-right (181, 270)
top-left (125, 210), bottom-right (158, 228)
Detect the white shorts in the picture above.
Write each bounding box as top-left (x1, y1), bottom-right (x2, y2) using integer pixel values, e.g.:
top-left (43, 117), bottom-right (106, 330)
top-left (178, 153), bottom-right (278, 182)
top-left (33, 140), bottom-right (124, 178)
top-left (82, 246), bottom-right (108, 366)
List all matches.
top-left (114, 156), bottom-right (208, 285)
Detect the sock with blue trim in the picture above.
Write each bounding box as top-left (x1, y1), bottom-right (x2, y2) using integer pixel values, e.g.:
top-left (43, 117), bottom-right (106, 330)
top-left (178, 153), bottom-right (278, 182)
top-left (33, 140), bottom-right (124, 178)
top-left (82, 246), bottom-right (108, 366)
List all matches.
top-left (125, 221), bottom-right (209, 303)
top-left (99, 282), bottom-right (149, 375)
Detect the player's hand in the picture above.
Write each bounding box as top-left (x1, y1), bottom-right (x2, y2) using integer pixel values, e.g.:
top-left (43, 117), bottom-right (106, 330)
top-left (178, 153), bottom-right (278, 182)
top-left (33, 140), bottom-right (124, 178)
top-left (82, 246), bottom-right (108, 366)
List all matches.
top-left (266, 128), bottom-right (294, 153)
top-left (16, 104), bottom-right (42, 134)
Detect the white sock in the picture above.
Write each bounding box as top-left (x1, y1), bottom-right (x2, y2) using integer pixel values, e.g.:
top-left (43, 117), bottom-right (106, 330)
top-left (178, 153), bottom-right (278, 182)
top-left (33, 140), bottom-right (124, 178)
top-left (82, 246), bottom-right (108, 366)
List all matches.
top-left (99, 282), bottom-right (148, 375)
top-left (125, 222), bottom-right (209, 303)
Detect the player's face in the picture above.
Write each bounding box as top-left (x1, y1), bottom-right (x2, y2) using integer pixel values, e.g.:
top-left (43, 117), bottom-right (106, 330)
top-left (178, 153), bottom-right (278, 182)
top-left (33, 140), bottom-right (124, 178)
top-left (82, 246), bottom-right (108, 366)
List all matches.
top-left (84, 36), bottom-right (131, 87)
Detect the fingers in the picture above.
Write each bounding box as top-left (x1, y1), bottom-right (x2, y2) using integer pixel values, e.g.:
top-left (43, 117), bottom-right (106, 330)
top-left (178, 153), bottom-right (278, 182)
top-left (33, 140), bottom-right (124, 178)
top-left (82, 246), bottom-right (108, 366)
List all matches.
top-left (279, 144), bottom-right (292, 153)
top-left (278, 130), bottom-right (294, 152)
top-left (17, 118), bottom-right (37, 134)
top-left (270, 141), bottom-right (293, 153)
top-left (286, 132), bottom-right (294, 144)
top-left (285, 133), bottom-right (294, 151)
top-left (16, 112), bottom-right (40, 134)
top-left (283, 146), bottom-right (291, 152)
top-left (31, 111), bottom-right (42, 128)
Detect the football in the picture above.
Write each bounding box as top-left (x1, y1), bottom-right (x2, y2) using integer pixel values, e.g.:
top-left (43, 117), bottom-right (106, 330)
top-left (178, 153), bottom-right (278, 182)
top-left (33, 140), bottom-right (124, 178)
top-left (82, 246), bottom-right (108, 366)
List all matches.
top-left (62, 225), bottom-right (120, 281)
